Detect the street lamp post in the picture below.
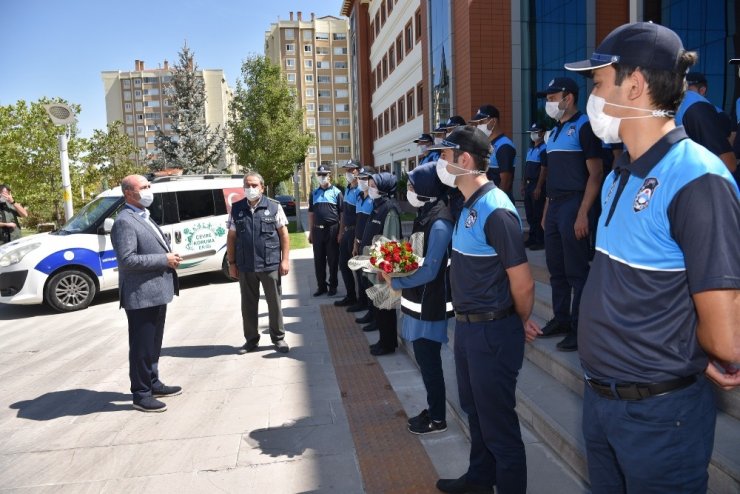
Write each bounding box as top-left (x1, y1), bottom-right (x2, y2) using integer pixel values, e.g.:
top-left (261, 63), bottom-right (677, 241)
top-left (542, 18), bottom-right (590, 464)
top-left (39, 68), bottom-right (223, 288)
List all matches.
top-left (293, 163), bottom-right (303, 232)
top-left (44, 103), bottom-right (77, 223)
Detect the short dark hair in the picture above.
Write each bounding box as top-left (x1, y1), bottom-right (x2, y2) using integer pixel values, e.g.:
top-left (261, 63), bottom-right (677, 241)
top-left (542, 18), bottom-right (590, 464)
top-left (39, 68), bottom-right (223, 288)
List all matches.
top-left (613, 50), bottom-right (698, 112)
top-left (453, 149), bottom-right (488, 172)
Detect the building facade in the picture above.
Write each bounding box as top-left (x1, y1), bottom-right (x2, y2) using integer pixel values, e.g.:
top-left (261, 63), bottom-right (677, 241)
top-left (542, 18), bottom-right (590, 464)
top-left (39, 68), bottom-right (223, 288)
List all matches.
top-left (265, 12), bottom-right (351, 197)
top-left (101, 60), bottom-right (235, 171)
top-left (342, 0), bottom-right (740, 198)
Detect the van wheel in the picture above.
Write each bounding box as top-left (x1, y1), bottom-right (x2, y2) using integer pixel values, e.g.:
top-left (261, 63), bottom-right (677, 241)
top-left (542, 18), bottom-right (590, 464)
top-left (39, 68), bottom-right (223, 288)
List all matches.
top-left (222, 256), bottom-right (236, 282)
top-left (45, 269), bottom-right (96, 312)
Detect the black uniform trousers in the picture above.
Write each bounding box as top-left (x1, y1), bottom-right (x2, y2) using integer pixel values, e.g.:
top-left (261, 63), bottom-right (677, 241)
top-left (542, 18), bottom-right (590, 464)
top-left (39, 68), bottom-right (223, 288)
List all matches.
top-left (312, 223), bottom-right (340, 291)
top-left (373, 307), bottom-right (397, 351)
top-left (523, 179), bottom-right (545, 245)
top-left (338, 226), bottom-right (356, 300)
top-left (125, 304), bottom-right (167, 403)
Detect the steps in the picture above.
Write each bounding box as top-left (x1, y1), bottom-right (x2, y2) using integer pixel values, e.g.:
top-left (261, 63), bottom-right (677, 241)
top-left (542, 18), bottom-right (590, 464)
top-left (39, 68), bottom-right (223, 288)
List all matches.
top-left (397, 236), bottom-right (740, 493)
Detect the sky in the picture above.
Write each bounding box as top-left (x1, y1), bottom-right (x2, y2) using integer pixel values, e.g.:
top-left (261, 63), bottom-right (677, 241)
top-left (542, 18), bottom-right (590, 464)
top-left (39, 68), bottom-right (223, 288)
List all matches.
top-left (0, 0), bottom-right (345, 138)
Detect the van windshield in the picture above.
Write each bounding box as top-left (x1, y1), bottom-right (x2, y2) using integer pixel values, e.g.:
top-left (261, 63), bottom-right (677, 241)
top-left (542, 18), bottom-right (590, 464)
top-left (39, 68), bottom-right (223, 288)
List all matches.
top-left (55, 196), bottom-right (122, 234)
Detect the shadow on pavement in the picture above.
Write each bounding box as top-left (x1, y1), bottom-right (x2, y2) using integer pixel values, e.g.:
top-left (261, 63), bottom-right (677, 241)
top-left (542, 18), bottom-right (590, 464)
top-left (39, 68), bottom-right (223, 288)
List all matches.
top-left (247, 416), bottom-right (319, 458)
top-left (9, 389), bottom-right (131, 420)
top-left (161, 344), bottom-right (241, 358)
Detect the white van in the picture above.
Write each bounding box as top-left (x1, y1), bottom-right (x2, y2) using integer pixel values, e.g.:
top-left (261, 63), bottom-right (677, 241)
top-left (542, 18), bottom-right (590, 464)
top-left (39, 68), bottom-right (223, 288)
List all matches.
top-left (0, 175), bottom-right (245, 311)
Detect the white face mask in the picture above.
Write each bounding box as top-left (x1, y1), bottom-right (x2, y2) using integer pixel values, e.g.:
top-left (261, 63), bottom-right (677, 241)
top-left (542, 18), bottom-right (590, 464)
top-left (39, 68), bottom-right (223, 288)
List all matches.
top-left (530, 132), bottom-right (540, 142)
top-left (434, 137), bottom-right (443, 145)
top-left (435, 158), bottom-right (482, 188)
top-left (244, 186), bottom-right (261, 202)
top-left (368, 186), bottom-right (381, 200)
top-left (545, 100), bottom-right (565, 121)
top-left (407, 190), bottom-right (436, 209)
top-left (418, 144), bottom-right (429, 153)
top-left (138, 189), bottom-right (154, 208)
top-left (318, 175), bottom-right (329, 186)
top-left (358, 179), bottom-right (369, 192)
top-left (476, 122), bottom-right (492, 137)
top-left (586, 94), bottom-right (673, 144)
top-left (345, 172), bottom-right (355, 183)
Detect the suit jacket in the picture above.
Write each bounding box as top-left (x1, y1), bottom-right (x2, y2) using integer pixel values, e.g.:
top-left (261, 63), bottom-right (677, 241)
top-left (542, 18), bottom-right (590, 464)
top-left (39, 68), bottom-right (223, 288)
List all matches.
top-left (111, 207), bottom-right (179, 310)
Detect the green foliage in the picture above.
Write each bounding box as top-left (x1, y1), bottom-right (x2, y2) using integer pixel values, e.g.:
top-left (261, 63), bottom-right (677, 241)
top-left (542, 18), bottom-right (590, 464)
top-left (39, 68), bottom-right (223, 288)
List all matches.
top-left (153, 44), bottom-right (226, 173)
top-left (229, 55), bottom-right (312, 194)
top-left (275, 181), bottom-right (290, 196)
top-left (0, 98), bottom-right (85, 226)
top-left (309, 174), bottom-right (319, 192)
top-left (82, 121), bottom-right (146, 193)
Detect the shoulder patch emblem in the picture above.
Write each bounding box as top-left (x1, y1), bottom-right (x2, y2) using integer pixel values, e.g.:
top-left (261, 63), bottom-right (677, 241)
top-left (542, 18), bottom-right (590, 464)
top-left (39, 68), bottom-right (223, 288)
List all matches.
top-left (464, 209), bottom-right (478, 228)
top-left (633, 177), bottom-right (659, 212)
top-left (264, 210), bottom-right (271, 216)
top-left (567, 125), bottom-right (576, 136)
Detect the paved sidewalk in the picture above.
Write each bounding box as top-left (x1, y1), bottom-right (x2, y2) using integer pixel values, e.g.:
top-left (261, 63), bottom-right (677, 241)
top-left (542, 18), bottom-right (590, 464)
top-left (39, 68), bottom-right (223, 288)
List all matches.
top-left (0, 245), bottom-right (584, 492)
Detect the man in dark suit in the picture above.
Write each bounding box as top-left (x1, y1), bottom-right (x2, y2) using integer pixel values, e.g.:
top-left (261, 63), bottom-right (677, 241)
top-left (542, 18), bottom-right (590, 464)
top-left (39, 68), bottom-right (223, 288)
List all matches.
top-left (111, 175), bottom-right (182, 412)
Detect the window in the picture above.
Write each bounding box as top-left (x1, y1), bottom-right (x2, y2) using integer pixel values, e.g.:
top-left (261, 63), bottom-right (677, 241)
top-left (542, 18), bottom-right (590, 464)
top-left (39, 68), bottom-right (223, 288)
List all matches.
top-left (135, 102), bottom-right (143, 111)
top-left (306, 103), bottom-right (315, 112)
top-left (334, 61), bottom-right (347, 69)
top-left (287, 73), bottom-right (296, 83)
top-left (176, 190), bottom-right (217, 221)
top-left (144, 100), bottom-right (160, 107)
top-left (371, 69), bottom-right (376, 92)
top-left (284, 28), bottom-right (295, 40)
top-left (135, 90), bottom-right (142, 98)
top-left (397, 97), bottom-right (405, 126)
top-left (375, 12), bottom-right (380, 35)
top-left (390, 105), bottom-right (397, 130)
top-left (286, 43), bottom-right (295, 53)
top-left (147, 125), bottom-right (158, 131)
top-left (319, 104), bottom-right (332, 112)
top-left (303, 29), bottom-right (313, 41)
top-left (309, 161), bottom-right (317, 169)
top-left (317, 61), bottom-right (330, 69)
top-left (318, 89), bottom-right (331, 98)
top-left (124, 102), bottom-right (132, 111)
top-left (320, 131), bottom-right (333, 140)
top-left (376, 63), bottom-right (382, 87)
top-left (336, 118), bottom-right (350, 126)
top-left (124, 90), bottom-right (131, 101)
top-left (415, 7), bottom-right (422, 42)
top-left (316, 46), bottom-right (330, 55)
top-left (136, 114), bottom-right (144, 121)
top-left (334, 47), bottom-right (347, 55)
top-left (134, 78), bottom-right (142, 86)
top-left (335, 89), bottom-right (349, 98)
top-left (384, 109), bottom-right (389, 132)
top-left (308, 146), bottom-right (317, 155)
top-left (305, 59), bottom-right (313, 68)
top-left (386, 0), bottom-right (393, 15)
top-left (305, 74), bottom-right (314, 84)
top-left (336, 103), bottom-right (349, 112)
top-left (315, 32), bottom-right (329, 41)
top-left (417, 83), bottom-right (423, 115)
top-left (333, 33), bottom-right (347, 40)
top-left (369, 21), bottom-right (375, 43)
top-left (145, 113), bottom-right (160, 120)
top-left (381, 2), bottom-right (386, 25)
top-left (337, 131), bottom-right (350, 140)
top-left (123, 80), bottom-right (131, 89)
top-left (147, 136), bottom-right (156, 144)
top-left (126, 126), bottom-right (134, 135)
top-left (304, 44), bottom-right (313, 53)
top-left (320, 146), bottom-right (333, 154)
top-left (320, 117), bottom-right (332, 126)
top-left (286, 58), bottom-right (295, 68)
top-left (335, 75), bottom-right (348, 83)
top-left (305, 88), bottom-right (314, 98)
top-left (382, 55), bottom-right (388, 80)
top-left (143, 88), bottom-right (159, 96)
top-left (405, 20), bottom-right (413, 54)
top-left (306, 117), bottom-right (316, 128)
top-left (377, 116), bottom-right (383, 137)
top-left (337, 146), bottom-right (351, 154)
top-left (321, 160), bottom-right (332, 166)
top-left (136, 125), bottom-right (145, 133)
top-left (143, 77), bottom-right (158, 84)
top-left (125, 114), bottom-right (133, 123)
top-left (406, 90), bottom-right (415, 120)
top-left (396, 34), bottom-right (404, 64)
top-left (318, 75), bottom-right (331, 84)
top-left (389, 45), bottom-right (395, 72)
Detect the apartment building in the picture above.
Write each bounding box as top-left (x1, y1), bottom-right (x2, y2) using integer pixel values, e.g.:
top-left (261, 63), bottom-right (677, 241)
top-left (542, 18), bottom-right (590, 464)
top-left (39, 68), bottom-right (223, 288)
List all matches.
top-left (101, 60), bottom-right (235, 171)
top-left (341, 0), bottom-right (740, 199)
top-left (265, 12), bottom-right (352, 198)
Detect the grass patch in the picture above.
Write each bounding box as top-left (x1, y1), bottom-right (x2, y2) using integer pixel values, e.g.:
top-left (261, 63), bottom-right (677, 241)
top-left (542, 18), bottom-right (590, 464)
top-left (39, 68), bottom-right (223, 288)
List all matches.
top-left (287, 220), bottom-right (309, 249)
top-left (400, 212), bottom-right (417, 221)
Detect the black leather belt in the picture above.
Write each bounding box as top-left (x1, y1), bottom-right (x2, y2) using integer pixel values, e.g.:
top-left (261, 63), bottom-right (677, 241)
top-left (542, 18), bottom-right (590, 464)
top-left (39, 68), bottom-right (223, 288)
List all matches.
top-left (455, 307), bottom-right (515, 323)
top-left (585, 375), bottom-right (697, 401)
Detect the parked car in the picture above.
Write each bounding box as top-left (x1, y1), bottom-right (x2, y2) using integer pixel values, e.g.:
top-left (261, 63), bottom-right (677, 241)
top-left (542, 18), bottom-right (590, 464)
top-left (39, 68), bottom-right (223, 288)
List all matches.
top-left (275, 194), bottom-right (296, 216)
top-left (0, 175), bottom-right (245, 312)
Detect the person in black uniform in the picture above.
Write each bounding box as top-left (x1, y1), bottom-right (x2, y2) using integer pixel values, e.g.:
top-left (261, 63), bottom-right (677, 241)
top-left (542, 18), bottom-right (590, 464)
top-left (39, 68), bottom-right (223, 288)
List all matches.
top-left (0, 184), bottom-right (28, 245)
top-left (349, 168), bottom-right (376, 328)
top-left (521, 123), bottom-right (547, 250)
top-left (359, 172), bottom-right (401, 355)
top-left (470, 104), bottom-right (517, 201)
top-left (729, 58), bottom-right (740, 185)
top-left (685, 72), bottom-right (734, 140)
top-left (414, 133), bottom-right (440, 165)
top-left (335, 160), bottom-right (362, 307)
top-left (565, 21), bottom-right (740, 492)
top-left (226, 171), bottom-right (290, 354)
top-left (308, 165), bottom-right (343, 296)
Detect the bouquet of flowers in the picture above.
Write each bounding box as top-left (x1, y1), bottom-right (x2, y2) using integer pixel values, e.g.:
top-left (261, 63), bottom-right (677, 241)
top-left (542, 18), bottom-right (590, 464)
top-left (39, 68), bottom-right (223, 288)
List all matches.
top-left (368, 239), bottom-right (420, 276)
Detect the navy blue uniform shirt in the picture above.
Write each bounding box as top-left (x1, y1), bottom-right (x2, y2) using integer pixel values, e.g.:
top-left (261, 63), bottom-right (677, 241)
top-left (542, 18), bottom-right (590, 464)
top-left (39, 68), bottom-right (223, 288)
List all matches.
top-left (523, 142), bottom-right (547, 180)
top-left (543, 112), bottom-right (602, 197)
top-left (675, 90), bottom-right (733, 158)
top-left (309, 185), bottom-right (343, 225)
top-left (486, 134), bottom-right (516, 185)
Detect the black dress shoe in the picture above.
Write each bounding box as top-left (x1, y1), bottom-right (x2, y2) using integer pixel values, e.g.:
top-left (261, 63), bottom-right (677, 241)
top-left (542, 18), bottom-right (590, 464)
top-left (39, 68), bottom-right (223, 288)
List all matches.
top-left (556, 332), bottom-right (578, 352)
top-left (540, 319), bottom-right (571, 338)
top-left (362, 322), bottom-right (378, 332)
top-left (238, 338), bottom-right (260, 354)
top-left (346, 303), bottom-right (366, 313)
top-left (328, 288), bottom-right (337, 296)
top-left (355, 312), bottom-right (373, 324)
top-left (528, 243), bottom-right (544, 251)
top-left (133, 396), bottom-right (167, 413)
top-left (313, 288), bottom-right (327, 297)
top-left (334, 296), bottom-right (357, 307)
top-left (370, 345), bottom-right (395, 356)
top-left (436, 475), bottom-right (493, 493)
top-left (152, 385), bottom-right (182, 398)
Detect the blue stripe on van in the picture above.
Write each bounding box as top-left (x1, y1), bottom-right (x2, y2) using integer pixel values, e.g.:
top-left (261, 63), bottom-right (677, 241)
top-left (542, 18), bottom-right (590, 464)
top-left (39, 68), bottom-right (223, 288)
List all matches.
top-left (35, 248), bottom-right (113, 276)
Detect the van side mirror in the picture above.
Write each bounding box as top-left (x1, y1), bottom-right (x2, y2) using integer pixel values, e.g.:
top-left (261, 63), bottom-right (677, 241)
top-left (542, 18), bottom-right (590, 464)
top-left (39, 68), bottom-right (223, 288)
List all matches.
top-left (101, 217), bottom-right (115, 234)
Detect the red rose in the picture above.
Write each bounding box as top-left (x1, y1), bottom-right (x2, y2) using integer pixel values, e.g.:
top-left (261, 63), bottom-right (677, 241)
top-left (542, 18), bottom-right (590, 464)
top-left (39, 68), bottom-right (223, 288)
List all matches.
top-left (370, 257), bottom-right (377, 265)
top-left (383, 263), bottom-right (392, 273)
top-left (405, 242), bottom-right (412, 251)
top-left (393, 254), bottom-right (401, 263)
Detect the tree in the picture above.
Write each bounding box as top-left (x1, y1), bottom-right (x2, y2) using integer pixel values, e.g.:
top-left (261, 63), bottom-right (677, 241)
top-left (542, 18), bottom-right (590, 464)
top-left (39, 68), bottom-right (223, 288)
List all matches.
top-left (153, 44), bottom-right (225, 174)
top-left (82, 121), bottom-right (146, 192)
top-left (0, 98), bottom-right (85, 226)
top-left (229, 55), bottom-right (313, 194)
